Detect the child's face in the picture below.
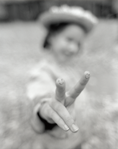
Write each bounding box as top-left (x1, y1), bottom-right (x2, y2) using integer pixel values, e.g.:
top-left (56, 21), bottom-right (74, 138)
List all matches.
top-left (49, 24), bottom-right (86, 63)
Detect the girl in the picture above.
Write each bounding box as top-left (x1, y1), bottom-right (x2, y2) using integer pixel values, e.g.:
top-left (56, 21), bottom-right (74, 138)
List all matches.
top-left (27, 5), bottom-right (98, 149)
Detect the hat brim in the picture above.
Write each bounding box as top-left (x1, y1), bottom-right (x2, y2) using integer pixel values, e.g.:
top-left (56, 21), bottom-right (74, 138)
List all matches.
top-left (40, 12), bottom-right (96, 33)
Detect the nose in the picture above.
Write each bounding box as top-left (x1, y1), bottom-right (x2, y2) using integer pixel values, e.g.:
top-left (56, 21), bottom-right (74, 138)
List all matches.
top-left (68, 43), bottom-right (79, 55)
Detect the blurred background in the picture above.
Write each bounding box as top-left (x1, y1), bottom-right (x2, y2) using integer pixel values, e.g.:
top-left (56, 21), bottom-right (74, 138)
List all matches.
top-left (0, 0), bottom-right (118, 21)
top-left (1, 0), bottom-right (118, 149)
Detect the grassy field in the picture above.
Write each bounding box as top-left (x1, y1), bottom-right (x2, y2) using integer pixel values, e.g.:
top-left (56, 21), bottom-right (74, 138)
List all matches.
top-left (0, 20), bottom-right (118, 149)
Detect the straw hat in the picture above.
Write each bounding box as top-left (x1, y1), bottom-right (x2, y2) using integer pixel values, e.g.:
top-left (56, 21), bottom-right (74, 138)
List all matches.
top-left (39, 5), bottom-right (98, 48)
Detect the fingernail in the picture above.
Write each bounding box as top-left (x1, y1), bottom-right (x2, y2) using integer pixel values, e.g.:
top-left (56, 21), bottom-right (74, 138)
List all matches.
top-left (71, 124), bottom-right (79, 132)
top-left (64, 125), bottom-right (69, 131)
top-left (56, 78), bottom-right (65, 86)
top-left (85, 71), bottom-right (90, 79)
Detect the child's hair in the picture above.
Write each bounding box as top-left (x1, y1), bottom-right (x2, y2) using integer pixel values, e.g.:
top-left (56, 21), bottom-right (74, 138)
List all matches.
top-left (43, 22), bottom-right (87, 49)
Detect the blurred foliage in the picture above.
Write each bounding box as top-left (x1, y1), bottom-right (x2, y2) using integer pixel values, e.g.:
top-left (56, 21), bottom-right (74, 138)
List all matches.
top-left (0, 0), bottom-right (117, 21)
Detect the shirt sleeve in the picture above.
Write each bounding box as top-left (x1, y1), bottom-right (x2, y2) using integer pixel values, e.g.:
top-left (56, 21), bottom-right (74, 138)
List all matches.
top-left (26, 61), bottom-right (57, 133)
top-left (27, 61), bottom-right (56, 101)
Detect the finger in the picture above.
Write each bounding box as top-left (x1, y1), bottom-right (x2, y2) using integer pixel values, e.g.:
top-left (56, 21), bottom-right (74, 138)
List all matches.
top-left (66, 71), bottom-right (90, 105)
top-left (55, 78), bottom-right (66, 103)
top-left (40, 103), bottom-right (69, 131)
top-left (51, 101), bottom-right (79, 133)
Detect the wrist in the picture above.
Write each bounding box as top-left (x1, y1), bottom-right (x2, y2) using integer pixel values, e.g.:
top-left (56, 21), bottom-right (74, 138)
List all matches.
top-left (30, 98), bottom-right (57, 133)
top-left (30, 102), bottom-right (45, 133)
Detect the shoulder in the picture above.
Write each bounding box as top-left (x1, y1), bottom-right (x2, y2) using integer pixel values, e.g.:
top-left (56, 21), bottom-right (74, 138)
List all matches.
top-left (29, 60), bottom-right (50, 78)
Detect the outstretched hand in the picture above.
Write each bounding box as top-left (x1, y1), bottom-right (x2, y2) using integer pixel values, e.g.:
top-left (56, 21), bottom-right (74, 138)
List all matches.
top-left (40, 71), bottom-right (90, 133)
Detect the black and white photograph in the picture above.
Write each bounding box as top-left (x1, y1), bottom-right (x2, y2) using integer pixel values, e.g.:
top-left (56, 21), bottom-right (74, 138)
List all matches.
top-left (0, 0), bottom-right (118, 149)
